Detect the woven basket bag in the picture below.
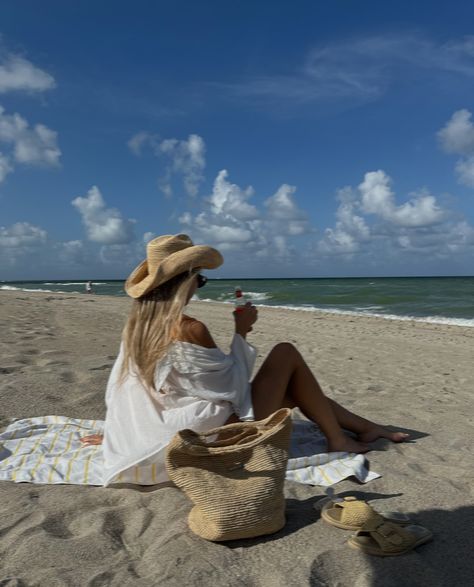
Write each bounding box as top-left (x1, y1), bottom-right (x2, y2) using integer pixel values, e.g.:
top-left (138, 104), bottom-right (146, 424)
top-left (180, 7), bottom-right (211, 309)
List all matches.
top-left (165, 408), bottom-right (292, 541)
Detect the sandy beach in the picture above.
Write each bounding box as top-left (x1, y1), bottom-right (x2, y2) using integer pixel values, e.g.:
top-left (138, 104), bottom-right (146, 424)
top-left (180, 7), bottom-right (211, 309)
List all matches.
top-left (0, 290), bottom-right (473, 586)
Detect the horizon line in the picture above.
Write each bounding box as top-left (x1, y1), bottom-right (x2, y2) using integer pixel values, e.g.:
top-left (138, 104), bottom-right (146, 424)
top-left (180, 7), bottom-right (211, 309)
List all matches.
top-left (2, 275), bottom-right (474, 283)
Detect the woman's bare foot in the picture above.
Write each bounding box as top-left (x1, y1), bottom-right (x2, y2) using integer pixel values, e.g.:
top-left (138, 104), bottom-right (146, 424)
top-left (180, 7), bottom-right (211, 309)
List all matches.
top-left (80, 434), bottom-right (104, 446)
top-left (358, 424), bottom-right (409, 444)
top-left (328, 435), bottom-right (370, 454)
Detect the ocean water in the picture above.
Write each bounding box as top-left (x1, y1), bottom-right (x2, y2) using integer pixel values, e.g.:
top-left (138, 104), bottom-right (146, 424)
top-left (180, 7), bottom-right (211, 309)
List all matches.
top-left (1, 277), bottom-right (473, 327)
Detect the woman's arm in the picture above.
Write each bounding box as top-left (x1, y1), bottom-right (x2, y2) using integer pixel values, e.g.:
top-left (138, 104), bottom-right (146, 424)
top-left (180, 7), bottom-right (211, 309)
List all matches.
top-left (179, 304), bottom-right (258, 348)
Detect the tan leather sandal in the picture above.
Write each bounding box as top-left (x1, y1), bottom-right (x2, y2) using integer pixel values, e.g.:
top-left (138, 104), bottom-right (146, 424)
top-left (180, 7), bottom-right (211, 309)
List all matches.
top-left (320, 496), bottom-right (412, 531)
top-left (348, 512), bottom-right (433, 556)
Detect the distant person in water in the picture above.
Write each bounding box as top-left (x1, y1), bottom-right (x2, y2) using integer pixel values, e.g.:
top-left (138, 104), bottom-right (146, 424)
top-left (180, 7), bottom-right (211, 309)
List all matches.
top-left (81, 234), bottom-right (409, 485)
top-left (85, 281), bottom-right (93, 294)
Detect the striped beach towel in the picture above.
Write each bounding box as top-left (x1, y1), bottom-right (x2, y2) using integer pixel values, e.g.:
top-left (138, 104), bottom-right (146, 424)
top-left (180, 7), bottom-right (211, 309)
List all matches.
top-left (0, 416), bottom-right (379, 487)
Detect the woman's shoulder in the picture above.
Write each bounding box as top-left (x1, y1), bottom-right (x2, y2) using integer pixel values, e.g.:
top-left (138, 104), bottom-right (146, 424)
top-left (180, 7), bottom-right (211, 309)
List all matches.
top-left (178, 316), bottom-right (217, 349)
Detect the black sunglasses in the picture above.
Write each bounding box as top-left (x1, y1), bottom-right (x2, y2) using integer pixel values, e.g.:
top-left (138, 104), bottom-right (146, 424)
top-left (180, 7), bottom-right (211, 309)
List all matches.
top-left (196, 274), bottom-right (208, 288)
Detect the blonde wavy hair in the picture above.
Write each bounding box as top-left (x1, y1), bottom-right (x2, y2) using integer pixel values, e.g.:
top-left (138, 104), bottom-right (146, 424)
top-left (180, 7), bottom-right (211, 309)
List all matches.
top-left (120, 270), bottom-right (198, 390)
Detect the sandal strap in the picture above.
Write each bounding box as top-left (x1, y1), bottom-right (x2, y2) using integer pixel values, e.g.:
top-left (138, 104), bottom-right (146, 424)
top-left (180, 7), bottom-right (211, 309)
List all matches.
top-left (362, 514), bottom-right (415, 553)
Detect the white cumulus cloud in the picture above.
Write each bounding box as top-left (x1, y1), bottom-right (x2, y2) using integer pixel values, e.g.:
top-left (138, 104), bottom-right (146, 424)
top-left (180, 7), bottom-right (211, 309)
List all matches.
top-left (316, 171), bottom-right (472, 262)
top-left (318, 187), bottom-right (370, 255)
top-left (455, 155), bottom-right (474, 187)
top-left (128, 132), bottom-right (206, 197)
top-left (0, 221), bottom-right (47, 248)
top-left (0, 105), bottom-right (61, 166)
top-left (438, 109), bottom-right (474, 155)
top-left (208, 169), bottom-right (258, 220)
top-left (72, 186), bottom-right (136, 245)
top-left (438, 109), bottom-right (474, 188)
top-left (265, 184), bottom-right (311, 235)
top-left (0, 55), bottom-right (55, 94)
top-left (0, 222), bottom-right (48, 267)
top-left (178, 169), bottom-right (310, 263)
top-left (358, 171), bottom-right (443, 227)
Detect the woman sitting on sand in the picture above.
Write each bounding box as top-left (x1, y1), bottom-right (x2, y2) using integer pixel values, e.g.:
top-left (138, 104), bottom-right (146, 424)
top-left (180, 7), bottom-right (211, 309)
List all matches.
top-left (82, 234), bottom-right (408, 486)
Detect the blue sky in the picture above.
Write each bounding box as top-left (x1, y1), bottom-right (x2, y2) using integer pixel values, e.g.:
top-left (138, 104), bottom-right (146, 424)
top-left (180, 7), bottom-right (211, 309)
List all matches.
top-left (1, 0), bottom-right (474, 279)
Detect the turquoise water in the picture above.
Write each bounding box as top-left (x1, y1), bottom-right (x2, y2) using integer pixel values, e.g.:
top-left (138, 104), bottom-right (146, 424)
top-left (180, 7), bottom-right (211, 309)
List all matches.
top-left (1, 277), bottom-right (473, 327)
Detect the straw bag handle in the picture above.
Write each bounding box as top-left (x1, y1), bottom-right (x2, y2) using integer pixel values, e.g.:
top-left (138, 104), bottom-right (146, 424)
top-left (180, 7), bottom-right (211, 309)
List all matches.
top-left (177, 408), bottom-right (291, 454)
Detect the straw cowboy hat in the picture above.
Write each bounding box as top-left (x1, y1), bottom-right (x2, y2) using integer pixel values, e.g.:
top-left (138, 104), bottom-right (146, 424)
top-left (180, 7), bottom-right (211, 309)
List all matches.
top-left (125, 234), bottom-right (223, 298)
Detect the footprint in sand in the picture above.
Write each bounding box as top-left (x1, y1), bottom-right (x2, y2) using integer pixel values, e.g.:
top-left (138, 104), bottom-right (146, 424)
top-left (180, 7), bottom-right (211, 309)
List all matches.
top-left (40, 349), bottom-right (68, 357)
top-left (407, 462), bottom-right (425, 473)
top-left (59, 371), bottom-right (76, 383)
top-left (0, 366), bottom-right (22, 374)
top-left (45, 394), bottom-right (61, 402)
top-left (367, 384), bottom-right (385, 393)
top-left (91, 571), bottom-right (119, 586)
top-left (35, 333), bottom-right (56, 340)
top-left (40, 514), bottom-right (74, 539)
top-left (36, 358), bottom-right (68, 368)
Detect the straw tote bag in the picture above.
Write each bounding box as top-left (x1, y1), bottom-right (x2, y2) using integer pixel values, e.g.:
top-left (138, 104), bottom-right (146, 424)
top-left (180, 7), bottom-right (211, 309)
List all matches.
top-left (165, 408), bottom-right (292, 541)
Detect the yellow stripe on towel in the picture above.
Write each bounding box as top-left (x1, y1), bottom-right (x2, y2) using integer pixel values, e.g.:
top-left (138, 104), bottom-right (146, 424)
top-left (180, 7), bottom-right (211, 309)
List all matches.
top-left (317, 464), bottom-right (333, 486)
top-left (13, 428), bottom-right (34, 455)
top-left (30, 427), bottom-right (60, 480)
top-left (6, 427), bottom-right (19, 442)
top-left (48, 430), bottom-right (74, 483)
top-left (65, 447), bottom-right (83, 482)
top-left (63, 421), bottom-right (85, 482)
top-left (83, 445), bottom-right (100, 484)
top-left (11, 431), bottom-right (45, 481)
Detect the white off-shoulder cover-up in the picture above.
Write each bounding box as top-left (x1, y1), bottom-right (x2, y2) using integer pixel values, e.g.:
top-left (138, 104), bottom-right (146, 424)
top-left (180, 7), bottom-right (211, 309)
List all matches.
top-left (103, 333), bottom-right (256, 486)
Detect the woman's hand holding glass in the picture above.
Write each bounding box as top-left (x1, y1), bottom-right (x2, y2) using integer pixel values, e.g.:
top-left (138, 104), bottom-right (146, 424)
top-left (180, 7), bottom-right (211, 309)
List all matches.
top-left (233, 302), bottom-right (258, 337)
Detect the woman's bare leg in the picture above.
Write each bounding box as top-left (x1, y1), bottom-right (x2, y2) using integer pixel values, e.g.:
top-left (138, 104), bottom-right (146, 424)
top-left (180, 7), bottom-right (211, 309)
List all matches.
top-left (327, 399), bottom-right (409, 443)
top-left (251, 343), bottom-right (369, 453)
top-left (251, 343), bottom-right (408, 452)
